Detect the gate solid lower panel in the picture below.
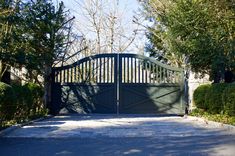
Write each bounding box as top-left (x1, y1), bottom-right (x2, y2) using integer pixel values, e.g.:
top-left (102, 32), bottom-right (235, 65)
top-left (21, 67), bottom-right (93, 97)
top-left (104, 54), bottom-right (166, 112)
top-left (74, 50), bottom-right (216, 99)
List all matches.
top-left (119, 84), bottom-right (184, 114)
top-left (51, 83), bottom-right (117, 114)
top-left (50, 53), bottom-right (185, 115)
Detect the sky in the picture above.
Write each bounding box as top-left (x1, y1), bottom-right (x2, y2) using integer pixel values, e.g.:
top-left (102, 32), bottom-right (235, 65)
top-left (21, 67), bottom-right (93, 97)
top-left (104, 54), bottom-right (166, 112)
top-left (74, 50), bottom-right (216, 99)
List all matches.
top-left (52, 0), bottom-right (147, 54)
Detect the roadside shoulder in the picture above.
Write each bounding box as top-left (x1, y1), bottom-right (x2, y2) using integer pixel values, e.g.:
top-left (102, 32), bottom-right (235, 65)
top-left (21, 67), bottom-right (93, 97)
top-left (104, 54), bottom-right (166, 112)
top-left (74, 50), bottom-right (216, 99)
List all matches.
top-left (0, 115), bottom-right (53, 137)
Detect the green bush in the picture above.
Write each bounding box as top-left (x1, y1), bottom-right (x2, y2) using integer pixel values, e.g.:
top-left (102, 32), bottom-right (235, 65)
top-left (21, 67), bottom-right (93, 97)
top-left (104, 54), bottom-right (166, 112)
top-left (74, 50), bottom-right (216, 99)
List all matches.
top-left (205, 83), bottom-right (228, 114)
top-left (0, 82), bottom-right (47, 128)
top-left (193, 84), bottom-right (211, 110)
top-left (222, 84), bottom-right (235, 116)
top-left (24, 83), bottom-right (44, 116)
top-left (0, 82), bottom-right (17, 120)
top-left (12, 84), bottom-right (33, 120)
top-left (13, 83), bottom-right (45, 120)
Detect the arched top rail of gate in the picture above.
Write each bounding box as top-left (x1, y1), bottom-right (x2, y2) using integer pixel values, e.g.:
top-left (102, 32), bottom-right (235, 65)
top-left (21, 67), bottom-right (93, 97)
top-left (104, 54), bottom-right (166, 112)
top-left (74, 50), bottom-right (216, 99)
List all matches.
top-left (52, 53), bottom-right (184, 84)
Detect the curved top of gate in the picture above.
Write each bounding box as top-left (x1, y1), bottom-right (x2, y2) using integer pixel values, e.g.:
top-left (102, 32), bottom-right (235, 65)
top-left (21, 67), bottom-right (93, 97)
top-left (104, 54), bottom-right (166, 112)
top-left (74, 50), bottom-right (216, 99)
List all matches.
top-left (53, 53), bottom-right (183, 72)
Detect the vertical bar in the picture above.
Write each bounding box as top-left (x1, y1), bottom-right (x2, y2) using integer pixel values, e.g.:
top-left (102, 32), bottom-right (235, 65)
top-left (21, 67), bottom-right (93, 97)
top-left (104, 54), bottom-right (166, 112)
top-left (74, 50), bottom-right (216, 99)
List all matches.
top-left (169, 70), bottom-right (172, 83)
top-left (92, 60), bottom-right (95, 83)
top-left (55, 71), bottom-right (58, 83)
top-left (89, 60), bottom-right (92, 82)
top-left (96, 58), bottom-right (98, 83)
top-left (111, 57), bottom-right (113, 83)
top-left (103, 57), bottom-right (106, 83)
top-left (62, 69), bottom-right (65, 83)
top-left (156, 65), bottom-right (158, 83)
top-left (166, 69), bottom-right (169, 83)
top-left (99, 58), bottom-right (102, 83)
top-left (65, 69), bottom-right (67, 83)
top-left (82, 63), bottom-right (84, 83)
top-left (64, 69), bottom-right (66, 83)
top-left (59, 71), bottom-right (62, 83)
top-left (123, 57), bottom-right (125, 83)
top-left (160, 67), bottom-right (162, 83)
top-left (138, 59), bottom-right (140, 83)
top-left (114, 54), bottom-right (120, 114)
top-left (145, 62), bottom-right (148, 83)
top-left (70, 68), bottom-right (72, 83)
top-left (149, 63), bottom-right (152, 83)
top-left (74, 66), bottom-right (77, 82)
top-left (79, 64), bottom-right (81, 83)
top-left (163, 68), bottom-right (166, 83)
top-left (62, 70), bottom-right (64, 83)
top-left (173, 71), bottom-right (176, 83)
top-left (127, 57), bottom-right (129, 83)
top-left (130, 57), bottom-right (134, 83)
top-left (84, 61), bottom-right (88, 82)
top-left (66, 69), bottom-right (69, 83)
top-left (140, 60), bottom-right (144, 83)
top-left (135, 58), bottom-right (137, 83)
top-left (107, 57), bottom-right (109, 83)
top-left (152, 64), bottom-right (155, 84)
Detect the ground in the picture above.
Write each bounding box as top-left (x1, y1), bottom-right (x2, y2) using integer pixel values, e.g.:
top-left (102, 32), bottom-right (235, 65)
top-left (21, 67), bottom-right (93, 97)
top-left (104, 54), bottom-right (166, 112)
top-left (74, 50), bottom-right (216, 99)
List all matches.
top-left (0, 115), bottom-right (235, 156)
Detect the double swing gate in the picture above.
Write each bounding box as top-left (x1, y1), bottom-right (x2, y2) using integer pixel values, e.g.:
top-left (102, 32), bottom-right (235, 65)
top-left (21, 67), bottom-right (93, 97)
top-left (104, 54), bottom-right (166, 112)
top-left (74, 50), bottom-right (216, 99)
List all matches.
top-left (51, 53), bottom-right (185, 114)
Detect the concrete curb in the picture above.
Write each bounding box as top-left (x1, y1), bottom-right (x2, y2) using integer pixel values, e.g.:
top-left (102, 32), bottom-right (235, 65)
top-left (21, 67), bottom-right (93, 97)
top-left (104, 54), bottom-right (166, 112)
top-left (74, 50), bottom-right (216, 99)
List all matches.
top-left (186, 115), bottom-right (235, 131)
top-left (0, 115), bottom-right (53, 137)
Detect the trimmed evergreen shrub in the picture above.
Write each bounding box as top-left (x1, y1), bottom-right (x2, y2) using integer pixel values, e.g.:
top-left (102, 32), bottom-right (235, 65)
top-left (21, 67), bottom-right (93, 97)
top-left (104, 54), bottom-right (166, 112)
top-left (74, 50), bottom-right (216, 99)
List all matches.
top-left (12, 84), bottom-right (33, 120)
top-left (0, 82), bottom-right (17, 120)
top-left (24, 83), bottom-right (44, 116)
top-left (222, 84), bottom-right (235, 116)
top-left (12, 83), bottom-right (45, 120)
top-left (205, 83), bottom-right (228, 114)
top-left (193, 84), bottom-right (211, 110)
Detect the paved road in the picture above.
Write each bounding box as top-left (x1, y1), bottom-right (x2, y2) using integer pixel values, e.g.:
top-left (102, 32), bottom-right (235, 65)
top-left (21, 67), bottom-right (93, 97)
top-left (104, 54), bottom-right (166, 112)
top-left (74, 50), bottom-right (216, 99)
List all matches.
top-left (0, 115), bottom-right (235, 156)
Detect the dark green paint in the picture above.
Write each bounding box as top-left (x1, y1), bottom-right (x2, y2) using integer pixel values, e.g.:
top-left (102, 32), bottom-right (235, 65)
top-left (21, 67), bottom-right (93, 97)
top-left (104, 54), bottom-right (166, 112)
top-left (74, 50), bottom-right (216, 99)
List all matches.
top-left (51, 53), bottom-right (185, 115)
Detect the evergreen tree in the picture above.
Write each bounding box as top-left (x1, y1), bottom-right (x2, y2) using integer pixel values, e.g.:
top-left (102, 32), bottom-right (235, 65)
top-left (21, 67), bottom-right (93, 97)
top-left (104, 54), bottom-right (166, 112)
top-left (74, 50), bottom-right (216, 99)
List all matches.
top-left (144, 0), bottom-right (235, 82)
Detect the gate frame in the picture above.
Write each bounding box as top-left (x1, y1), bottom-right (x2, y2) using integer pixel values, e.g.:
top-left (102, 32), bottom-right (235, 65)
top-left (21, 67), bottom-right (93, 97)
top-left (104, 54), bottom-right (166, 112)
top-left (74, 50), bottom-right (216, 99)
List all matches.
top-left (51, 53), bottom-right (186, 115)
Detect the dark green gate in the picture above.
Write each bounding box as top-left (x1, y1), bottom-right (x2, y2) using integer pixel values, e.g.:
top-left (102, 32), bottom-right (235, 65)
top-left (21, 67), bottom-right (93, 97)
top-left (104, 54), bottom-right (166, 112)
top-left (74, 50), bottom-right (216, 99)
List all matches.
top-left (50, 53), bottom-right (185, 114)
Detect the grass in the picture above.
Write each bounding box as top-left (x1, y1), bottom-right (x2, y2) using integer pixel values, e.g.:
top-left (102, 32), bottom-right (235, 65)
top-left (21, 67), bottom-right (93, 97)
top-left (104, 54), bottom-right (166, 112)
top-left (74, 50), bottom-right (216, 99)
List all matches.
top-left (190, 108), bottom-right (235, 126)
top-left (0, 120), bottom-right (17, 131)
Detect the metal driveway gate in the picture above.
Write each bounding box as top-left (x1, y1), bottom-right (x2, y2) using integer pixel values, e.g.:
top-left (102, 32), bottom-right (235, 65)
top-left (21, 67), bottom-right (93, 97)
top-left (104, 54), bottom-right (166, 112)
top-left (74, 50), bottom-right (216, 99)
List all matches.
top-left (50, 53), bottom-right (185, 114)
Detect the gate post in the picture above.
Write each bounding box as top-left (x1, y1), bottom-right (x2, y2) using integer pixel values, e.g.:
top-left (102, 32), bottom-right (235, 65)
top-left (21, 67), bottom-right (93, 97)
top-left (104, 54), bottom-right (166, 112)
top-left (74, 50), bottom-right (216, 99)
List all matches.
top-left (115, 53), bottom-right (120, 114)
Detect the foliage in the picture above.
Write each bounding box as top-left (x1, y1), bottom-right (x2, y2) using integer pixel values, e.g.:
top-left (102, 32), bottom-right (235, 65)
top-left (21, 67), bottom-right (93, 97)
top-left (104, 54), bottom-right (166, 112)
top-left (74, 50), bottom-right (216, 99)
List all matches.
top-left (205, 83), bottom-right (228, 114)
top-left (0, 82), bottom-right (47, 129)
top-left (21, 0), bottom-right (75, 107)
top-left (0, 0), bottom-right (74, 84)
top-left (190, 108), bottom-right (235, 126)
top-left (0, 82), bottom-right (16, 120)
top-left (22, 0), bottom-right (74, 75)
top-left (144, 0), bottom-right (235, 82)
top-left (222, 84), bottom-right (235, 116)
top-left (12, 83), bottom-right (45, 121)
top-left (193, 83), bottom-right (235, 118)
top-left (0, 0), bottom-right (24, 80)
top-left (193, 84), bottom-right (211, 110)
top-left (12, 84), bottom-right (32, 120)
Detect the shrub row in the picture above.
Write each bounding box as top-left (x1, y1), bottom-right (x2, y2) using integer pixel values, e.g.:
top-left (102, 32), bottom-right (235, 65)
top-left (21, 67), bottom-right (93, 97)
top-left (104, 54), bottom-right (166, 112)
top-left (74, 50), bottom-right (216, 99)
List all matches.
top-left (193, 83), bottom-right (235, 116)
top-left (0, 82), bottom-right (47, 123)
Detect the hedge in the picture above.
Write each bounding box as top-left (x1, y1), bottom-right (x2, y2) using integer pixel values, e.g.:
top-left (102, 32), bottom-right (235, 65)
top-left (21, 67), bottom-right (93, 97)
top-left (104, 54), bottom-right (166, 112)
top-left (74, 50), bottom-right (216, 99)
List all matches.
top-left (222, 84), bottom-right (235, 116)
top-left (0, 82), bottom-right (17, 120)
top-left (193, 84), bottom-right (211, 110)
top-left (0, 82), bottom-right (47, 126)
top-left (205, 83), bottom-right (228, 114)
top-left (193, 83), bottom-right (235, 116)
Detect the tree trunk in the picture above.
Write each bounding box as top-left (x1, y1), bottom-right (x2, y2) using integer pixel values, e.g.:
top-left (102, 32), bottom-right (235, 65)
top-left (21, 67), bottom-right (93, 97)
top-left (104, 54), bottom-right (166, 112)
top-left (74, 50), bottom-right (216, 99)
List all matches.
top-left (44, 65), bottom-right (53, 114)
top-left (0, 60), bottom-right (4, 81)
top-left (0, 61), bottom-right (10, 83)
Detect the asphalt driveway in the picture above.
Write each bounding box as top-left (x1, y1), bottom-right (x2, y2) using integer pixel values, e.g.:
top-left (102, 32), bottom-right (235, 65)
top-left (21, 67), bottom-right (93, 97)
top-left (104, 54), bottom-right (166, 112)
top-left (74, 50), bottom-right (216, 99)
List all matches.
top-left (0, 115), bottom-right (235, 156)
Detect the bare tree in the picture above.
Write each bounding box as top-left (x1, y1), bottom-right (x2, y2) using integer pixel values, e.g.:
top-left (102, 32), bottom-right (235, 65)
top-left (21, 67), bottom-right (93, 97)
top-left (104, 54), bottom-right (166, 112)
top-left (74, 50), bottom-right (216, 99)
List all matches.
top-left (74, 0), bottom-right (140, 55)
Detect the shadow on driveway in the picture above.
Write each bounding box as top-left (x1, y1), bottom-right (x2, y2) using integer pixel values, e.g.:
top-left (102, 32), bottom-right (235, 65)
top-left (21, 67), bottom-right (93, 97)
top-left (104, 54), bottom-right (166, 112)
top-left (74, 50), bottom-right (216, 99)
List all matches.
top-left (0, 115), bottom-right (235, 156)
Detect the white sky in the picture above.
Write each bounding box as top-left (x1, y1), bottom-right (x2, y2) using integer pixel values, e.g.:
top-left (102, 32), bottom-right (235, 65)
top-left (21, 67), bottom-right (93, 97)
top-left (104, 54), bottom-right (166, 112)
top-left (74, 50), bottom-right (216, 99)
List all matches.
top-left (53, 0), bottom-right (147, 54)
